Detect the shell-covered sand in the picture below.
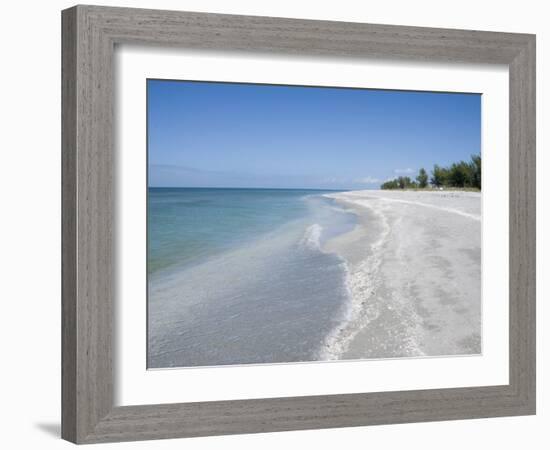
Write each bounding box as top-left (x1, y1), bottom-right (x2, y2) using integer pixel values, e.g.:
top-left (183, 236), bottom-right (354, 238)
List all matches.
top-left (321, 190), bottom-right (481, 360)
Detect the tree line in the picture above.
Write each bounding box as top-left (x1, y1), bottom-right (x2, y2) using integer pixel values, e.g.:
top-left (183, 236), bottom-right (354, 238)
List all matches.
top-left (380, 155), bottom-right (481, 190)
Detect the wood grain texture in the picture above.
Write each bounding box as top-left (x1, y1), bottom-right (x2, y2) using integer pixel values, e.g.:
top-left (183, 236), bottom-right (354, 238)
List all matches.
top-left (61, 4), bottom-right (536, 444)
top-left (508, 36), bottom-right (536, 408)
top-left (61, 7), bottom-right (77, 443)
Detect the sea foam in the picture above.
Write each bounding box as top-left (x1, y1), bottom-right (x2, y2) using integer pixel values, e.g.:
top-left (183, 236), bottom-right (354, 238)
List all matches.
top-left (318, 194), bottom-right (426, 361)
top-left (300, 223), bottom-right (323, 250)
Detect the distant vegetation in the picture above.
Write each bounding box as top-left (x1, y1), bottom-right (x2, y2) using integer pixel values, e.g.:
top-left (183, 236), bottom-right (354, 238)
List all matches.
top-left (380, 155), bottom-right (481, 190)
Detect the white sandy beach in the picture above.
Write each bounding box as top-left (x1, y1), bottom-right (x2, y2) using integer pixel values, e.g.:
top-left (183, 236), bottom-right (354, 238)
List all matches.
top-left (321, 190), bottom-right (481, 360)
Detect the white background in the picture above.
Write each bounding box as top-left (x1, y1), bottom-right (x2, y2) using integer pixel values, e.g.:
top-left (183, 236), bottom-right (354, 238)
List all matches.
top-left (116, 48), bottom-right (509, 405)
top-left (0, 0), bottom-right (546, 449)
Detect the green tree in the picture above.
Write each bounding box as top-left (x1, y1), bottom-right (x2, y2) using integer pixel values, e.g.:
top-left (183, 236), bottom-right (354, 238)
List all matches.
top-left (397, 176), bottom-right (412, 189)
top-left (469, 154), bottom-right (481, 189)
top-left (448, 162), bottom-right (471, 187)
top-left (416, 168), bottom-right (428, 188)
top-left (382, 156), bottom-right (481, 190)
top-left (430, 164), bottom-right (448, 187)
top-left (380, 179), bottom-right (399, 190)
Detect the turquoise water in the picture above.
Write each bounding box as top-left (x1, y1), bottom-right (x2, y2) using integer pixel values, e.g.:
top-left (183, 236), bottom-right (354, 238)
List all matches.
top-left (149, 188), bottom-right (324, 274)
top-left (147, 187), bottom-right (357, 368)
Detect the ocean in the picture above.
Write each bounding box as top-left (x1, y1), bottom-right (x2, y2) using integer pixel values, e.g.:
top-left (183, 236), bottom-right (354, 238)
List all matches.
top-left (147, 187), bottom-right (357, 368)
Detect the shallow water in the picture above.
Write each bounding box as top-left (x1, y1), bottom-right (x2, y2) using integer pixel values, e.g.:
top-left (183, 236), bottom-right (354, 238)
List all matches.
top-left (147, 188), bottom-right (357, 368)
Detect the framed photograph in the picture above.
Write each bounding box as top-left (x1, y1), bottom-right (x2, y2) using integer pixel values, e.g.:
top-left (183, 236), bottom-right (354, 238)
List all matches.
top-left (62, 5), bottom-right (536, 444)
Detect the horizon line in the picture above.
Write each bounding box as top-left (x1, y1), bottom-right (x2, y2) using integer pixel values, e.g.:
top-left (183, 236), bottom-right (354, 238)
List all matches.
top-left (147, 186), bottom-right (365, 191)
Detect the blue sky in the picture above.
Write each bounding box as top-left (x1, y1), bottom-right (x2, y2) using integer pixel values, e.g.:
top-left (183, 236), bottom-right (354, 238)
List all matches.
top-left (148, 79), bottom-right (480, 189)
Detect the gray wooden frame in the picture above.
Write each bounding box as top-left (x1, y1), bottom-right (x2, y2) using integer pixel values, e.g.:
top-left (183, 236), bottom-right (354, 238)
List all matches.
top-left (62, 4), bottom-right (536, 444)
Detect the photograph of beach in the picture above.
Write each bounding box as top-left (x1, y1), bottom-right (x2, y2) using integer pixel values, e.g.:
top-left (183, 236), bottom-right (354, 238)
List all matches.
top-left (147, 80), bottom-right (481, 369)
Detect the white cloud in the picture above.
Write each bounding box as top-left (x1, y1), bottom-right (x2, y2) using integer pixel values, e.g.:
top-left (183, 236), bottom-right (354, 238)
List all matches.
top-left (355, 176), bottom-right (381, 184)
top-left (393, 168), bottom-right (415, 174)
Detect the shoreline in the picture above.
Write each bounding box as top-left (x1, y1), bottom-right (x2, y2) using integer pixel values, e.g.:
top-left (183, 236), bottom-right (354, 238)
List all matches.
top-left (147, 192), bottom-right (355, 368)
top-left (320, 189), bottom-right (482, 360)
top-left (148, 188), bottom-right (481, 368)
